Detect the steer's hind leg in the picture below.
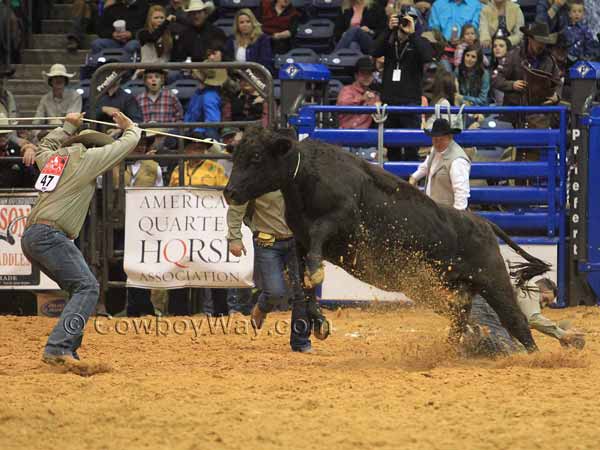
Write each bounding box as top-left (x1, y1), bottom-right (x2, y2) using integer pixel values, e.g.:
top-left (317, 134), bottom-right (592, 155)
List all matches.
top-left (480, 275), bottom-right (538, 352)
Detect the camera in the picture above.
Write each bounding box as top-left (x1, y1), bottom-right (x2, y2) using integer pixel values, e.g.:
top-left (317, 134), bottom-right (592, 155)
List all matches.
top-left (397, 5), bottom-right (419, 28)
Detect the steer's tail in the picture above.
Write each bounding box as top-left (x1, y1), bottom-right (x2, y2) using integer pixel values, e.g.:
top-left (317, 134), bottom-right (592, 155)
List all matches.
top-left (489, 221), bottom-right (552, 289)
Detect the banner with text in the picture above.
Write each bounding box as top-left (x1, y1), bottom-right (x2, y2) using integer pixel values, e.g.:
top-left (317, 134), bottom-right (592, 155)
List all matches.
top-left (124, 188), bottom-right (255, 289)
top-left (0, 193), bottom-right (59, 290)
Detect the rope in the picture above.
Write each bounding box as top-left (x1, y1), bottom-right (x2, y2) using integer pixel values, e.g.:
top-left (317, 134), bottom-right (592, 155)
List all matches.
top-left (4, 116), bottom-right (227, 147)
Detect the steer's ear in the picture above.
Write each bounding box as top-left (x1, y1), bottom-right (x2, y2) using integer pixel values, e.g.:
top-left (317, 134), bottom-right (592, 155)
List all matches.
top-left (268, 138), bottom-right (293, 157)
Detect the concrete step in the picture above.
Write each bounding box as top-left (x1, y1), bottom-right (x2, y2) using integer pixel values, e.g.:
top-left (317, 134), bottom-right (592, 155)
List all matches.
top-left (49, 3), bottom-right (73, 20)
top-left (14, 95), bottom-right (44, 112)
top-left (12, 64), bottom-right (81, 79)
top-left (6, 78), bottom-right (81, 96)
top-left (21, 49), bottom-right (87, 65)
top-left (41, 19), bottom-right (72, 34)
top-left (29, 34), bottom-right (97, 50)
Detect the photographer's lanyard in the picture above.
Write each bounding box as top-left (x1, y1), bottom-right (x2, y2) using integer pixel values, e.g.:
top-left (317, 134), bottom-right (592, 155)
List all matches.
top-left (393, 38), bottom-right (410, 82)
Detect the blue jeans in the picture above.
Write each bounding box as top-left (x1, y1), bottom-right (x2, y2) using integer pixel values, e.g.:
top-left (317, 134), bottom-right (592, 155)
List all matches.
top-left (334, 27), bottom-right (374, 54)
top-left (254, 238), bottom-right (311, 351)
top-left (90, 38), bottom-right (140, 55)
top-left (21, 224), bottom-right (99, 357)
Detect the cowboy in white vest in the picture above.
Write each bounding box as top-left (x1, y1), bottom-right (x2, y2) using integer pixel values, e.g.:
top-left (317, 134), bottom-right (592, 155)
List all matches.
top-left (409, 118), bottom-right (471, 210)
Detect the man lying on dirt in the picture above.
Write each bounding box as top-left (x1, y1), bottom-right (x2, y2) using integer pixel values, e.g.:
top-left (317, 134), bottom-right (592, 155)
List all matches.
top-left (461, 278), bottom-right (585, 357)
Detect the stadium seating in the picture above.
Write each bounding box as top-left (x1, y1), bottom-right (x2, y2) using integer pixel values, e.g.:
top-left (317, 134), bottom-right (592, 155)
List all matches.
top-left (320, 48), bottom-right (364, 84)
top-left (217, 0), bottom-right (261, 18)
top-left (122, 79), bottom-right (146, 97)
top-left (310, 0), bottom-right (342, 20)
top-left (213, 17), bottom-right (235, 37)
top-left (294, 19), bottom-right (335, 54)
top-left (274, 48), bottom-right (320, 70)
top-left (167, 78), bottom-right (202, 109)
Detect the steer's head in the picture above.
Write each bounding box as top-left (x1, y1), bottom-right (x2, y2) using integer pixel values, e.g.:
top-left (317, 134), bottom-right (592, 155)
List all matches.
top-left (224, 126), bottom-right (296, 205)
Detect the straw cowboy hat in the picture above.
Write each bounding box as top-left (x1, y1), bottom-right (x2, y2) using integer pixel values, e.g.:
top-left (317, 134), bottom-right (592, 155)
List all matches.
top-left (424, 118), bottom-right (461, 137)
top-left (520, 22), bottom-right (557, 45)
top-left (63, 129), bottom-right (115, 148)
top-left (42, 64), bottom-right (76, 81)
top-left (0, 112), bottom-right (13, 135)
top-left (192, 63), bottom-right (227, 87)
top-left (185, 0), bottom-right (215, 15)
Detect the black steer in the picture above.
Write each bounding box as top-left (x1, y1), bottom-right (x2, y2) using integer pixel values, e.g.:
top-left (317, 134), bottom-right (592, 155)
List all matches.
top-left (224, 127), bottom-right (550, 352)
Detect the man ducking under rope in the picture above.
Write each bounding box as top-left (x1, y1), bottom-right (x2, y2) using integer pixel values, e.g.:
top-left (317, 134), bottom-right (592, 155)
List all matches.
top-left (20, 111), bottom-right (142, 370)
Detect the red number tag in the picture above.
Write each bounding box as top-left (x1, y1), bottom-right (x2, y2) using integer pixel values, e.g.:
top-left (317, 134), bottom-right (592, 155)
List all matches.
top-left (35, 154), bottom-right (69, 192)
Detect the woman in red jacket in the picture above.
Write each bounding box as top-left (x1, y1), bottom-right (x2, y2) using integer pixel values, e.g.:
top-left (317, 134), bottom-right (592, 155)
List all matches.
top-left (259, 0), bottom-right (301, 55)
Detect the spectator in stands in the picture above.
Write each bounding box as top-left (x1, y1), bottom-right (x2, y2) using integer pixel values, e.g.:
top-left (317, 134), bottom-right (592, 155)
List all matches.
top-left (0, 1), bottom-right (24, 65)
top-left (0, 68), bottom-right (30, 150)
top-left (224, 70), bottom-right (269, 127)
top-left (171, 0), bottom-right (226, 63)
top-left (564, 0), bottom-right (600, 62)
top-left (453, 23), bottom-right (479, 68)
top-left (337, 57), bottom-right (381, 129)
top-left (225, 9), bottom-right (274, 74)
top-left (0, 113), bottom-right (36, 189)
top-left (428, 0), bottom-right (481, 44)
top-left (425, 68), bottom-right (458, 128)
top-left (479, 0), bottom-right (525, 49)
top-left (33, 64), bottom-right (82, 127)
top-left (259, 0), bottom-right (301, 55)
top-left (333, 0), bottom-right (387, 54)
top-left (111, 130), bottom-right (163, 316)
top-left (184, 65), bottom-right (227, 140)
top-left (168, 131), bottom-right (229, 316)
top-left (372, 8), bottom-right (432, 160)
top-left (455, 45), bottom-right (490, 106)
top-left (136, 5), bottom-right (176, 71)
top-left (136, 69), bottom-right (184, 123)
top-left (66, 0), bottom-right (98, 52)
top-left (91, 0), bottom-right (148, 56)
top-left (535, 0), bottom-right (569, 34)
top-left (490, 33), bottom-right (512, 105)
top-left (409, 118), bottom-right (471, 210)
top-left (164, 0), bottom-right (191, 36)
top-left (492, 22), bottom-right (561, 129)
top-left (89, 71), bottom-right (143, 135)
top-left (586, 0), bottom-right (600, 39)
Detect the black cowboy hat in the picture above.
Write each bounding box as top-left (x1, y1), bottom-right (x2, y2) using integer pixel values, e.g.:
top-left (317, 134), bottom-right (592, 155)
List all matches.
top-left (520, 22), bottom-right (557, 45)
top-left (354, 56), bottom-right (375, 74)
top-left (424, 118), bottom-right (461, 137)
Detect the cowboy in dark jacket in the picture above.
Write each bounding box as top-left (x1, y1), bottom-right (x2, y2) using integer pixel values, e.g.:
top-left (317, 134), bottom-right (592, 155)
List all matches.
top-left (492, 22), bottom-right (562, 126)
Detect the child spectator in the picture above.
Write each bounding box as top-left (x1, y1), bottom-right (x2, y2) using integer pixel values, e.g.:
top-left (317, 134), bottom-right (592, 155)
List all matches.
top-left (223, 70), bottom-right (269, 127)
top-left (336, 57), bottom-right (381, 129)
top-left (455, 45), bottom-right (490, 106)
top-left (259, 0), bottom-right (301, 55)
top-left (135, 69), bottom-right (184, 123)
top-left (33, 64), bottom-right (82, 127)
top-left (333, 0), bottom-right (387, 54)
top-left (453, 24), bottom-right (478, 68)
top-left (490, 34), bottom-right (512, 105)
top-left (225, 9), bottom-right (273, 74)
top-left (479, 0), bottom-right (525, 49)
top-left (184, 66), bottom-right (226, 140)
top-left (425, 68), bottom-right (458, 128)
top-left (564, 0), bottom-right (600, 62)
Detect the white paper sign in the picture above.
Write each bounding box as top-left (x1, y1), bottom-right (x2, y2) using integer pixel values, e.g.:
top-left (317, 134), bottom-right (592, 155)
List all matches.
top-left (0, 193), bottom-right (59, 290)
top-left (124, 188), bottom-right (255, 289)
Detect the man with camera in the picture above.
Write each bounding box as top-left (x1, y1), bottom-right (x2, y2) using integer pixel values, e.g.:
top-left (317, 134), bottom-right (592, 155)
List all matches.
top-left (372, 6), bottom-right (432, 161)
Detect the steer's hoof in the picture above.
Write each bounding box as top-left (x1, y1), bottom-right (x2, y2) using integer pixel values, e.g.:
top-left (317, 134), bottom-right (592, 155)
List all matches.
top-left (309, 266), bottom-right (325, 286)
top-left (313, 318), bottom-right (330, 340)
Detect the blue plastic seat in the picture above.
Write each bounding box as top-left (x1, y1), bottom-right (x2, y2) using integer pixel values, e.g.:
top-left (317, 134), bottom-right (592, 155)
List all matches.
top-left (167, 78), bottom-right (202, 109)
top-left (122, 79), bottom-right (146, 97)
top-left (311, 0), bottom-right (342, 19)
top-left (320, 48), bottom-right (364, 84)
top-left (217, 0), bottom-right (261, 17)
top-left (213, 18), bottom-right (235, 37)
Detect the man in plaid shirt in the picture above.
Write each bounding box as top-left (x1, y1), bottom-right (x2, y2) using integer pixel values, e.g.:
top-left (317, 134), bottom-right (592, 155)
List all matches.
top-left (136, 69), bottom-right (184, 123)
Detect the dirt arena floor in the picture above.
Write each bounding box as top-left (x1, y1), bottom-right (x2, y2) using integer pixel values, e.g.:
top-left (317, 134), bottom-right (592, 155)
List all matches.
top-left (1, 305), bottom-right (598, 450)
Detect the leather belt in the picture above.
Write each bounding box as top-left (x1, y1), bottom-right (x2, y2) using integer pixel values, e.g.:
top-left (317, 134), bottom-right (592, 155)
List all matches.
top-left (27, 219), bottom-right (75, 240)
top-left (253, 232), bottom-right (294, 242)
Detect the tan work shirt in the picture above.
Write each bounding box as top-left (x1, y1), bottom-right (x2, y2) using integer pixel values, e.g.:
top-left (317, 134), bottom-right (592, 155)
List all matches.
top-left (226, 190), bottom-right (293, 243)
top-left (27, 122), bottom-right (142, 238)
